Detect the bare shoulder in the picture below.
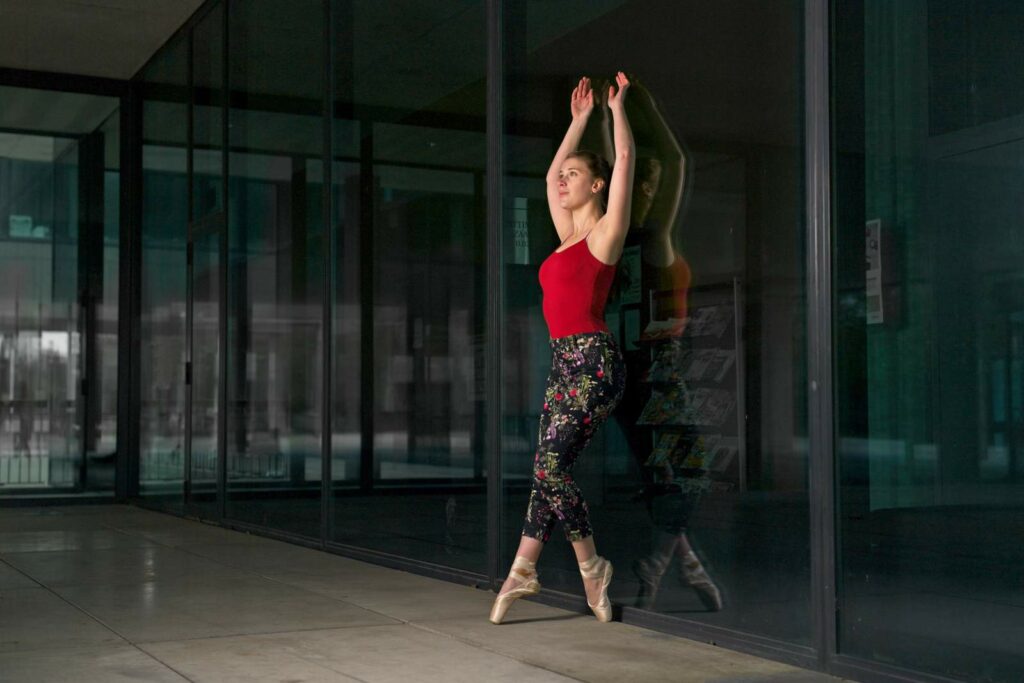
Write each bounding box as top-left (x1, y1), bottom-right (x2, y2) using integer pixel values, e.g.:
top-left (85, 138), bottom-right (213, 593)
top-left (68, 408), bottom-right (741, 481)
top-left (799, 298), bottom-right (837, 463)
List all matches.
top-left (587, 219), bottom-right (627, 265)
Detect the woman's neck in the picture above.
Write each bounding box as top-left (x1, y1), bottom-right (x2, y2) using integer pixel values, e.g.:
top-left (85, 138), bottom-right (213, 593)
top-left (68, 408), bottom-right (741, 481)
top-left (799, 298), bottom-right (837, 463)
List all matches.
top-left (570, 203), bottom-right (604, 237)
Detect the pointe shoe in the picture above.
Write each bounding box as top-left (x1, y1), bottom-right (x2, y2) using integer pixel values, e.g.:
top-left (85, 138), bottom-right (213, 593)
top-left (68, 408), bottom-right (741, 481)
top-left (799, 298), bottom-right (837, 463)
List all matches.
top-left (579, 555), bottom-right (614, 622)
top-left (489, 556), bottom-right (541, 624)
top-left (681, 551), bottom-right (723, 611)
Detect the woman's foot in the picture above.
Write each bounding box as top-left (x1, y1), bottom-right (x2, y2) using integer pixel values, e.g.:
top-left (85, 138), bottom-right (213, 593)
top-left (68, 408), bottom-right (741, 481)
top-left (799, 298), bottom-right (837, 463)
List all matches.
top-left (578, 555), bottom-right (614, 622)
top-left (489, 556), bottom-right (541, 624)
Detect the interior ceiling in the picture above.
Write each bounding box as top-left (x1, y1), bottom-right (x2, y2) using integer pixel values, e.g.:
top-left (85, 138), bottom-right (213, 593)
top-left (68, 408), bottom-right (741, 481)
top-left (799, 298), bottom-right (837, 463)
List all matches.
top-left (0, 0), bottom-right (205, 79)
top-left (0, 86), bottom-right (119, 135)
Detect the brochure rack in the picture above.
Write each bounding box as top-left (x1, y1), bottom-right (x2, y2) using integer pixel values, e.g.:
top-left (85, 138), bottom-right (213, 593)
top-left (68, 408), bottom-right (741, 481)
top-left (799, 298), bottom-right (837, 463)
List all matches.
top-left (634, 278), bottom-right (746, 493)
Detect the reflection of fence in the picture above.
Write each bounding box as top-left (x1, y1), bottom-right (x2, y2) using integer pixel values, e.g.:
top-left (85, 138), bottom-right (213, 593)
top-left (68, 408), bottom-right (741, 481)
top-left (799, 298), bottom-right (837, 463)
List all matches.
top-left (0, 455), bottom-right (75, 487)
top-left (0, 398), bottom-right (79, 488)
top-left (140, 447), bottom-right (288, 482)
top-left (0, 456), bottom-right (49, 485)
top-left (140, 448), bottom-right (183, 481)
top-left (227, 452), bottom-right (287, 480)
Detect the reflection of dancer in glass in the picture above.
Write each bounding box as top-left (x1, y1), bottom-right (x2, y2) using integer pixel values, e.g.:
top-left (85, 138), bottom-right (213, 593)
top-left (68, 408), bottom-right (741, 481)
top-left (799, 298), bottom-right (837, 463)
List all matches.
top-left (600, 80), bottom-right (722, 611)
top-left (490, 74), bottom-right (635, 625)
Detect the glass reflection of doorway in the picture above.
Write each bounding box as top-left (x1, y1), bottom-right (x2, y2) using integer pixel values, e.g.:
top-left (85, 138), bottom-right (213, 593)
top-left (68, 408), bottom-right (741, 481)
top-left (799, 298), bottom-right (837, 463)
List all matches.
top-left (187, 215), bottom-right (223, 516)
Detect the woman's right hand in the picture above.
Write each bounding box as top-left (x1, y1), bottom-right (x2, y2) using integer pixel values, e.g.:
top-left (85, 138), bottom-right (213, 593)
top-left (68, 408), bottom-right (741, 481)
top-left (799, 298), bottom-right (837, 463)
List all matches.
top-left (570, 77), bottom-right (594, 120)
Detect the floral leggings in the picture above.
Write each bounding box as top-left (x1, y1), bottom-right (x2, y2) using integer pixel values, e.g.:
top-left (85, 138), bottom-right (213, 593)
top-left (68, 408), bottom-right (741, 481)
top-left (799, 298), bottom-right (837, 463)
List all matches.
top-left (522, 331), bottom-right (626, 543)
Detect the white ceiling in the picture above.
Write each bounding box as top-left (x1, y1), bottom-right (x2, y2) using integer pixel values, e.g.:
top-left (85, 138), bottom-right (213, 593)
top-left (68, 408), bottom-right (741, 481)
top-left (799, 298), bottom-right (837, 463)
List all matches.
top-left (0, 0), bottom-right (206, 79)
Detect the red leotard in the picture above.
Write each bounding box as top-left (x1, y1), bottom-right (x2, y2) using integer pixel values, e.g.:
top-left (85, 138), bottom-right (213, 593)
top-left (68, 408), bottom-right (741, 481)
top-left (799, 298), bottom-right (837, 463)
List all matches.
top-left (538, 236), bottom-right (617, 339)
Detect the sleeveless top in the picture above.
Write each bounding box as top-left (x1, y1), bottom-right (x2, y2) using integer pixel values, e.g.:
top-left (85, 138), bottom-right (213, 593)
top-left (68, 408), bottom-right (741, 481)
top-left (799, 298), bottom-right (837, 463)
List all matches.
top-left (538, 235), bottom-right (617, 339)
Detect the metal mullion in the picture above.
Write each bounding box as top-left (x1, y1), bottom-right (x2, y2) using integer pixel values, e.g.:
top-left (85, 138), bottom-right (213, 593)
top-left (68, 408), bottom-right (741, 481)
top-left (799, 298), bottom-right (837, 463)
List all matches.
top-left (358, 127), bottom-right (374, 493)
top-left (0, 67), bottom-right (129, 96)
top-left (116, 86), bottom-right (141, 500)
top-left (79, 131), bottom-right (106, 493)
top-left (320, 0), bottom-right (335, 546)
top-left (805, 0), bottom-right (836, 672)
top-left (485, 0), bottom-right (503, 589)
top-left (218, 0), bottom-right (229, 522)
top-left (184, 26), bottom-right (195, 510)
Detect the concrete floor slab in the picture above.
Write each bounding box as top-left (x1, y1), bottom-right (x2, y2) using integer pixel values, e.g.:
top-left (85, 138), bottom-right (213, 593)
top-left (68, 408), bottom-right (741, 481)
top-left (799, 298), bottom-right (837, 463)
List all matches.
top-left (140, 624), bottom-right (577, 683)
top-left (0, 507), bottom-right (115, 533)
top-left (416, 612), bottom-right (838, 683)
top-left (0, 644), bottom-right (190, 683)
top-left (0, 528), bottom-right (157, 554)
top-left (181, 538), bottom-right (369, 577)
top-left (0, 505), bottom-right (850, 683)
top-left (114, 521), bottom-right (280, 549)
top-left (0, 587), bottom-right (123, 653)
top-left (2, 545), bottom-right (253, 588)
top-left (55, 575), bottom-right (400, 643)
top-left (270, 568), bottom-right (499, 621)
top-left (0, 559), bottom-right (37, 589)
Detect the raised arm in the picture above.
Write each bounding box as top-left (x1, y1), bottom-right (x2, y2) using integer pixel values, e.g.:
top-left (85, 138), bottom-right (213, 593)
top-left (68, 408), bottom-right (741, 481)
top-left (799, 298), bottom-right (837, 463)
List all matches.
top-left (592, 72), bottom-right (636, 263)
top-left (546, 77), bottom-right (594, 242)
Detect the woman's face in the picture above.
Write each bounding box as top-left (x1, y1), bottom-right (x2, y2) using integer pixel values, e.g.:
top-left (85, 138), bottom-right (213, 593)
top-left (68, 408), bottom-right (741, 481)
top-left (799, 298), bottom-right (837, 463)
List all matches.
top-left (558, 159), bottom-right (602, 210)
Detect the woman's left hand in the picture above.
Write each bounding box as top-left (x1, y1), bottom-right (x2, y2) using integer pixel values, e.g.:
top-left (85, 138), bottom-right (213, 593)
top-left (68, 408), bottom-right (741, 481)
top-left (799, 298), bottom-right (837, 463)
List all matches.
top-left (607, 71), bottom-right (631, 111)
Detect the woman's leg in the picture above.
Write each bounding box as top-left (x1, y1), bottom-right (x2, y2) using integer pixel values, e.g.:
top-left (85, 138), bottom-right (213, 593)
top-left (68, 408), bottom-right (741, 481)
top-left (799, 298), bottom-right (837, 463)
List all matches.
top-left (507, 333), bottom-right (625, 608)
top-left (497, 535), bottom-right (544, 596)
top-left (571, 535), bottom-right (609, 607)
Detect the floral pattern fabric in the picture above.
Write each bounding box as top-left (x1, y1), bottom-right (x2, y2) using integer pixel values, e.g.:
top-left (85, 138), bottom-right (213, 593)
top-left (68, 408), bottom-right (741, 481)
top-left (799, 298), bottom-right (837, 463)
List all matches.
top-left (522, 331), bottom-right (626, 543)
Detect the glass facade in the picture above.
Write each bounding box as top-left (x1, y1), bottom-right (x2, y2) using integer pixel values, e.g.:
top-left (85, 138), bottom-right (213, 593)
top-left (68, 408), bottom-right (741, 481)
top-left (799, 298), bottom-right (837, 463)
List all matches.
top-left (329, 0), bottom-right (488, 571)
top-left (0, 86), bottom-right (120, 494)
top-left (139, 33), bottom-right (189, 508)
top-left (4, 0), bottom-right (1023, 680)
top-left (225, 0), bottom-right (325, 535)
top-left (833, 1), bottom-right (1024, 679)
top-left (500, 1), bottom-right (809, 642)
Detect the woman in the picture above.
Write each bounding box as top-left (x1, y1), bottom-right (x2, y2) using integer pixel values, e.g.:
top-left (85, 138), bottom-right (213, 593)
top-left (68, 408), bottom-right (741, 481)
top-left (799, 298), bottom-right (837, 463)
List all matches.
top-left (490, 73), bottom-right (635, 624)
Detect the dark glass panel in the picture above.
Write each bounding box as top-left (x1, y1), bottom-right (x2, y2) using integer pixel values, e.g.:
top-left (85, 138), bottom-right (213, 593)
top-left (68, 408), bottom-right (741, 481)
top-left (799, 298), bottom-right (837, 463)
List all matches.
top-left (189, 222), bottom-right (221, 513)
top-left (501, 0), bottom-right (808, 644)
top-left (331, 0), bottom-right (488, 573)
top-left (0, 133), bottom-right (80, 490)
top-left (78, 110), bottom-right (121, 492)
top-left (0, 86), bottom-right (118, 496)
top-left (833, 1), bottom-right (1024, 679)
top-left (140, 34), bottom-right (190, 508)
top-left (225, 0), bottom-right (325, 537)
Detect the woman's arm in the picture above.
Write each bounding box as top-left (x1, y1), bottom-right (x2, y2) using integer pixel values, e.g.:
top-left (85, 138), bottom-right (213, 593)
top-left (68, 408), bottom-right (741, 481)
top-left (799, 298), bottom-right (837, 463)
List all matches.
top-left (546, 77), bottom-right (593, 242)
top-left (593, 72), bottom-right (636, 263)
